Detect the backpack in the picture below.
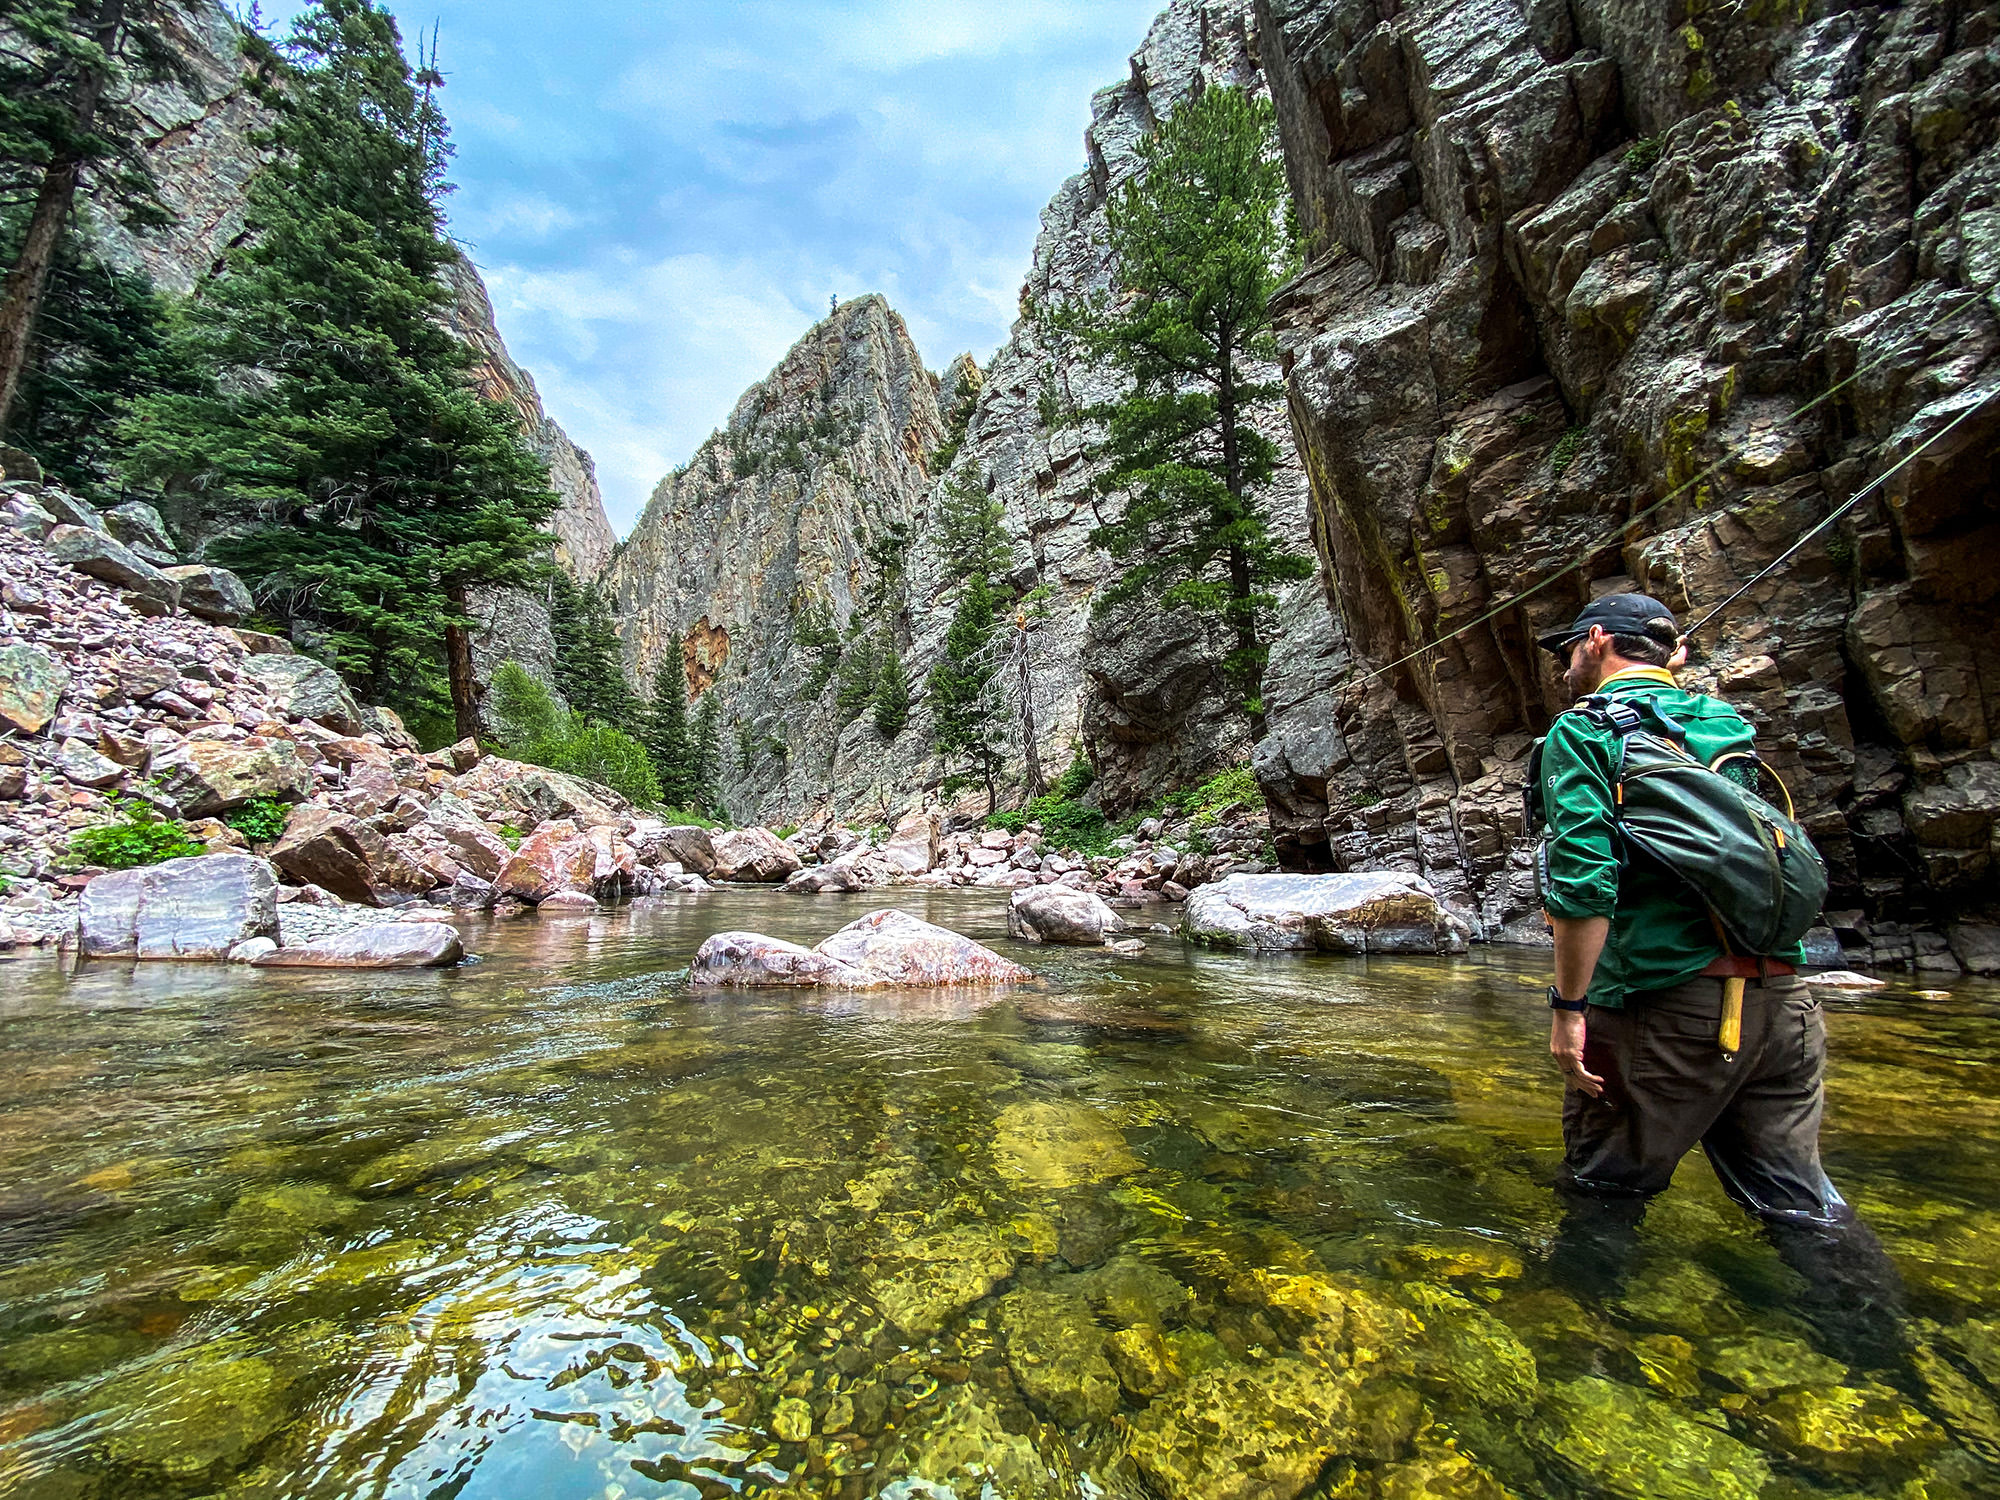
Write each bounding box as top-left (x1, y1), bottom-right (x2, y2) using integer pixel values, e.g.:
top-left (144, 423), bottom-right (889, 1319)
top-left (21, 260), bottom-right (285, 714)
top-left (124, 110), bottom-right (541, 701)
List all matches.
top-left (1525, 694), bottom-right (1828, 956)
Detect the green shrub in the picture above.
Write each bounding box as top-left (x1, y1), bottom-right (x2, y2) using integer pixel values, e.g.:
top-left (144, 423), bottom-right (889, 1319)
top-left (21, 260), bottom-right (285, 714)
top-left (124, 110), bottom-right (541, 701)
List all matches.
top-left (1166, 764), bottom-right (1262, 826)
top-left (490, 661), bottom-right (564, 746)
top-left (775, 824), bottom-right (799, 840)
top-left (499, 824), bottom-right (524, 849)
top-left (659, 807), bottom-right (723, 829)
top-left (1549, 425), bottom-right (1586, 477)
top-left (71, 798), bottom-right (205, 870)
top-left (222, 796), bottom-right (293, 844)
top-left (525, 721), bottom-right (662, 808)
top-left (1050, 755), bottom-right (1095, 801)
top-left (1623, 135), bottom-right (1664, 174)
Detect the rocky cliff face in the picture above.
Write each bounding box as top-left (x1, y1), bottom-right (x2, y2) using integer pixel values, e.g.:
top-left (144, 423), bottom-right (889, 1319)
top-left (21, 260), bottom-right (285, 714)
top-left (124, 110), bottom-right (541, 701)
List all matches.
top-left (615, 1), bottom-right (1313, 829)
top-left (609, 295), bottom-right (946, 824)
top-left (1253, 0), bottom-right (2000, 963)
top-left (80, 0), bottom-right (615, 699)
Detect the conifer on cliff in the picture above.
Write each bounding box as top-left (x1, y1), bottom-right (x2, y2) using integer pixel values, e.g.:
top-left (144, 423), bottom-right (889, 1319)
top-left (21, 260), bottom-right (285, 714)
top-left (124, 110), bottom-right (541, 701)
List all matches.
top-left (550, 574), bottom-right (633, 729)
top-left (643, 656), bottom-right (698, 810)
top-left (0, 0), bottom-right (201, 430)
top-left (120, 0), bottom-right (558, 741)
top-left (1036, 85), bottom-right (1310, 737)
top-left (691, 692), bottom-right (724, 817)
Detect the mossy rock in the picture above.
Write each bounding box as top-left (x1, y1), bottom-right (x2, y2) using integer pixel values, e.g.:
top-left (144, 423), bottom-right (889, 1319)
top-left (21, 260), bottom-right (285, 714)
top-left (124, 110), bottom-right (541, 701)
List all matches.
top-left (1533, 1376), bottom-right (1768, 1500)
top-left (1613, 1259), bottom-right (1736, 1333)
top-left (1080, 1255), bottom-right (1194, 1329)
top-left (1376, 1439), bottom-right (1520, 1500)
top-left (990, 1100), bottom-right (1140, 1190)
top-left (1914, 1318), bottom-right (2000, 1463)
top-left (1751, 1381), bottom-right (1946, 1478)
top-left (998, 1289), bottom-right (1119, 1427)
top-left (1383, 1242), bottom-right (1524, 1284)
top-left (1402, 1284), bottom-right (1538, 1415)
top-left (864, 1223), bottom-right (1017, 1337)
top-left (1125, 1356), bottom-right (1357, 1500)
top-left (1632, 1333), bottom-right (1702, 1400)
top-left (89, 1342), bottom-right (292, 1480)
top-left (1107, 1323), bottom-right (1181, 1398)
top-left (225, 1182), bottom-right (364, 1231)
top-left (1702, 1332), bottom-right (1846, 1397)
top-left (0, 1327), bottom-right (137, 1386)
top-left (878, 1385), bottom-right (1062, 1500)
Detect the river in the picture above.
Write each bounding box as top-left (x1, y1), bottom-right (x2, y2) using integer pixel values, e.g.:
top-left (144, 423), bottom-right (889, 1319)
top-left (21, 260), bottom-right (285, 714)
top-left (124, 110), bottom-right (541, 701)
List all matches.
top-left (1, 889), bottom-right (1996, 1499)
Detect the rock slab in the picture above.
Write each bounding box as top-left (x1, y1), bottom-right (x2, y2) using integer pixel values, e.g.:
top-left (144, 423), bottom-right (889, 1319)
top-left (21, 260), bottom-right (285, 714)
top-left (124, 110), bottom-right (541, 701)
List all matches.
top-left (691, 908), bottom-right (1032, 990)
top-left (252, 923), bottom-right (463, 968)
top-left (1182, 872), bottom-right (1470, 954)
top-left (81, 854), bottom-right (280, 961)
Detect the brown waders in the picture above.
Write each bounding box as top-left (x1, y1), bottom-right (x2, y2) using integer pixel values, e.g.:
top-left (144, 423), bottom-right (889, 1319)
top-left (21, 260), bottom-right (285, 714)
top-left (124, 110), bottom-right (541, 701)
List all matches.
top-left (1560, 972), bottom-right (1839, 1217)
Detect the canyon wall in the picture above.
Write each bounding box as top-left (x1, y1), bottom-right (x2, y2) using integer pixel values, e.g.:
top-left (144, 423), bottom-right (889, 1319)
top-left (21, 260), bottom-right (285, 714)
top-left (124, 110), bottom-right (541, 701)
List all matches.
top-left (1253, 0), bottom-right (1999, 960)
top-left (615, 0), bottom-right (1316, 828)
top-left (81, 0), bottom-right (614, 697)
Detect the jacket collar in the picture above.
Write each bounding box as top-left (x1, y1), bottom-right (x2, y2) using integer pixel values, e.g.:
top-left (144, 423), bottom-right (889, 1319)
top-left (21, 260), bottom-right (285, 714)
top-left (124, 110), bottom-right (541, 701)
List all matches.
top-left (1599, 666), bottom-right (1679, 692)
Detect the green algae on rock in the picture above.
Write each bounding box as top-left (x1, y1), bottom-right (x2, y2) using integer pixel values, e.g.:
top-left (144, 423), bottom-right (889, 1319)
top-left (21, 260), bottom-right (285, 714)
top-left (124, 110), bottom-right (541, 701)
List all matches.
top-left (1534, 1376), bottom-right (1769, 1500)
top-left (1751, 1381), bottom-right (1946, 1478)
top-left (864, 1224), bottom-right (1018, 1337)
top-left (1124, 1357), bottom-right (1357, 1500)
top-left (88, 1342), bottom-right (292, 1481)
top-left (1401, 1283), bottom-right (1539, 1415)
top-left (879, 1385), bottom-right (1064, 1500)
top-left (1703, 1332), bottom-right (1848, 1398)
top-left (990, 1100), bottom-right (1141, 1190)
top-left (998, 1289), bottom-right (1120, 1427)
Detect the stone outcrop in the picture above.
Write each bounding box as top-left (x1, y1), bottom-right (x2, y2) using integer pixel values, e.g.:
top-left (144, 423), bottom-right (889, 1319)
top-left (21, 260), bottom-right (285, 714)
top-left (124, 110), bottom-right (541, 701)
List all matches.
top-left (690, 908), bottom-right (1033, 990)
top-left (1182, 872), bottom-right (1471, 953)
top-left (1251, 0), bottom-right (2000, 960)
top-left (79, 853), bottom-right (279, 960)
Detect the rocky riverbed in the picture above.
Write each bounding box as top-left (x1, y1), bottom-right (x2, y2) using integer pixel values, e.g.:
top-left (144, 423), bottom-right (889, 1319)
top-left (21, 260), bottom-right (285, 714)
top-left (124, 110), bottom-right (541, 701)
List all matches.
top-left (1, 892), bottom-right (1996, 1500)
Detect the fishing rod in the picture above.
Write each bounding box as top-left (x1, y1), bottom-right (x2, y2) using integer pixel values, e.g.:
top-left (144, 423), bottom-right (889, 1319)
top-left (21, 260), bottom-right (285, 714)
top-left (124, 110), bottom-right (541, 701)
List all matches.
top-left (1341, 291), bottom-right (1986, 690)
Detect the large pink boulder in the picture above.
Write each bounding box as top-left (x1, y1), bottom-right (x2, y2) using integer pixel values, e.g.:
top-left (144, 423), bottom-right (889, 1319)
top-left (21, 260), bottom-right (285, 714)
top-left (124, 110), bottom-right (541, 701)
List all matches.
top-left (690, 909), bottom-right (1032, 990)
top-left (709, 826), bottom-right (803, 883)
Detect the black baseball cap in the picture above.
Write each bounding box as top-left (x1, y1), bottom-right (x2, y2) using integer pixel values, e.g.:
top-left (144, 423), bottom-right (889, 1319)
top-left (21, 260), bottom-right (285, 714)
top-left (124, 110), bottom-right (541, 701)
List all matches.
top-left (1536, 593), bottom-right (1681, 656)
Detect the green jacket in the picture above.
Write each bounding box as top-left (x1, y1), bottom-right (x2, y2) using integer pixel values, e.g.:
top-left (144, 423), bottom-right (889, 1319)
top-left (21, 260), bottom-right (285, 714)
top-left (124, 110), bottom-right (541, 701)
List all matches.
top-left (1537, 668), bottom-right (1803, 1008)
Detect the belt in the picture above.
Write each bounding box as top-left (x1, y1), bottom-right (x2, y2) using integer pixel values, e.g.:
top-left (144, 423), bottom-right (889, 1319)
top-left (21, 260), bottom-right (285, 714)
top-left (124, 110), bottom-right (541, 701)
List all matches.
top-left (1700, 955), bottom-right (1796, 979)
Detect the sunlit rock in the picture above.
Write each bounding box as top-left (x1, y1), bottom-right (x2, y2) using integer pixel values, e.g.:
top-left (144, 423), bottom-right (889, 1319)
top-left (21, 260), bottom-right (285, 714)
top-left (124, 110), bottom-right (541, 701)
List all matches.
top-left (89, 1340), bottom-right (292, 1481)
top-left (80, 853), bottom-right (279, 960)
top-left (1125, 1357), bottom-right (1357, 1500)
top-left (878, 1385), bottom-right (1063, 1499)
top-left (990, 1100), bottom-right (1139, 1190)
top-left (998, 1289), bottom-right (1120, 1426)
top-left (1533, 1377), bottom-right (1768, 1500)
top-left (1751, 1381), bottom-right (1945, 1478)
top-left (815, 908), bottom-right (1032, 986)
top-left (1007, 885), bottom-right (1128, 944)
top-left (1183, 873), bottom-right (1471, 953)
top-left (864, 1224), bottom-right (1018, 1338)
top-left (709, 826), bottom-right (803, 883)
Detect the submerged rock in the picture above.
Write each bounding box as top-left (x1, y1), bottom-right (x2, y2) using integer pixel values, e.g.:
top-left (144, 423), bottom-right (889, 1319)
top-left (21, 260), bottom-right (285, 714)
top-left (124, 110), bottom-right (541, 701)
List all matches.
top-left (1533, 1376), bottom-right (1768, 1500)
top-left (879, 1385), bottom-right (1062, 1499)
top-left (80, 853), bottom-right (279, 961)
top-left (998, 1289), bottom-right (1120, 1426)
top-left (89, 1340), bottom-right (292, 1480)
top-left (251, 923), bottom-right (463, 968)
top-left (1182, 873), bottom-right (1471, 953)
top-left (1125, 1357), bottom-right (1356, 1500)
top-left (1751, 1381), bottom-right (1945, 1477)
top-left (864, 1224), bottom-right (1018, 1337)
top-left (991, 1099), bottom-right (1140, 1190)
top-left (1008, 885), bottom-right (1128, 944)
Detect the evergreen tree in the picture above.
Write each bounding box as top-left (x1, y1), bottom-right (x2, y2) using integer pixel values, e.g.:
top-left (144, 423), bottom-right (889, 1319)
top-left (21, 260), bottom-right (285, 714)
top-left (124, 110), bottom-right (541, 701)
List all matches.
top-left (0, 0), bottom-right (201, 429)
top-left (0, 221), bottom-right (207, 500)
top-left (872, 642), bottom-right (909, 739)
top-left (833, 635), bottom-right (880, 722)
top-left (1037, 86), bottom-right (1311, 736)
top-left (927, 573), bottom-right (1003, 810)
top-left (549, 573), bottom-right (632, 727)
top-left (935, 471), bottom-right (1011, 585)
top-left (120, 0), bottom-right (559, 740)
top-left (642, 656), bottom-right (697, 808)
top-left (691, 691), bottom-right (724, 816)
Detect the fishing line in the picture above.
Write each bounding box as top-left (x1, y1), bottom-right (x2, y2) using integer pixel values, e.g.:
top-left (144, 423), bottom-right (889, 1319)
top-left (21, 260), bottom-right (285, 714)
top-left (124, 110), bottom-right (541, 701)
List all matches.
top-left (1339, 291), bottom-right (1985, 690)
top-left (1680, 394), bottom-right (1990, 639)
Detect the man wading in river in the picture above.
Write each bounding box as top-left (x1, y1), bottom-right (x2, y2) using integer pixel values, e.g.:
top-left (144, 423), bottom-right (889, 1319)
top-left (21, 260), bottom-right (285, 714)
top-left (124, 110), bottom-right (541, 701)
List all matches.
top-left (1533, 593), bottom-right (1831, 1216)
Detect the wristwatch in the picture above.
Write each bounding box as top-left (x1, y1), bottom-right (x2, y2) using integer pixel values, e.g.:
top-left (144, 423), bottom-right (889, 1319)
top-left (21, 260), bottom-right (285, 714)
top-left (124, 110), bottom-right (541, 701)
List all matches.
top-left (1547, 984), bottom-right (1589, 1013)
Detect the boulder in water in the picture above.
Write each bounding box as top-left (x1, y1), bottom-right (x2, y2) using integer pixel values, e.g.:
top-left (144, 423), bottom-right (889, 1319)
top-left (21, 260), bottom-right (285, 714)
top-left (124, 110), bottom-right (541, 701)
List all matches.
top-left (252, 923), bottom-right (463, 968)
top-left (690, 908), bottom-right (1031, 989)
top-left (1008, 885), bottom-right (1127, 944)
top-left (81, 853), bottom-right (280, 960)
top-left (709, 826), bottom-right (803, 883)
top-left (878, 808), bottom-right (941, 874)
top-left (1182, 872), bottom-right (1470, 954)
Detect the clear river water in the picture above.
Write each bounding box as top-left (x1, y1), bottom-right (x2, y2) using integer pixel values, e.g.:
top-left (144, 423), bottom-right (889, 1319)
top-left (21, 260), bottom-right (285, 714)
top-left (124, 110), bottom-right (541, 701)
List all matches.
top-left (1, 889), bottom-right (1997, 1500)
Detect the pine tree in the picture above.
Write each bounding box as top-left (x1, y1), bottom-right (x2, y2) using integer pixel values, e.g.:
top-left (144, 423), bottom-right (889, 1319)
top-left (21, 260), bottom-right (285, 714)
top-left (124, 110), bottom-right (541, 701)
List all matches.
top-left (1037, 86), bottom-right (1311, 736)
top-left (549, 573), bottom-right (632, 728)
top-left (0, 222), bottom-right (207, 499)
top-left (642, 656), bottom-right (697, 809)
top-left (691, 691), bottom-right (724, 816)
top-left (872, 642), bottom-right (909, 739)
top-left (927, 572), bottom-right (1003, 810)
top-left (0, 0), bottom-right (201, 429)
top-left (120, 0), bottom-right (559, 740)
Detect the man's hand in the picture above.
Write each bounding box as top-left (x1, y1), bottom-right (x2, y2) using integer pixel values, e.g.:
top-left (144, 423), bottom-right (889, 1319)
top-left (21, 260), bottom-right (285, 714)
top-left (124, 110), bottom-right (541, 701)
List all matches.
top-left (1549, 1009), bottom-right (1604, 1097)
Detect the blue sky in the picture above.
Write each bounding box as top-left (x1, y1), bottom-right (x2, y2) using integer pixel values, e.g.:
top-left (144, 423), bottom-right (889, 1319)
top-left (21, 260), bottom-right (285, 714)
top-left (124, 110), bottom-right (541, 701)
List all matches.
top-left (255, 0), bottom-right (1167, 534)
